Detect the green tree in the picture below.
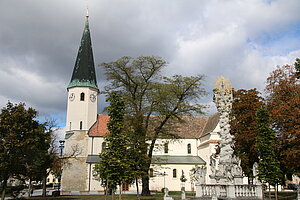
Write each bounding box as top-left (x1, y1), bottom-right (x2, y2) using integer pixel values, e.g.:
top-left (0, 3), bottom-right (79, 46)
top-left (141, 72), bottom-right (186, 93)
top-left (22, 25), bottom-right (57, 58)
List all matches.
top-left (94, 92), bottom-right (134, 200)
top-left (0, 102), bottom-right (46, 200)
top-left (256, 107), bottom-right (282, 200)
top-left (23, 124), bottom-right (51, 197)
top-left (295, 58), bottom-right (300, 79)
top-left (230, 89), bottom-right (264, 181)
top-left (101, 56), bottom-right (207, 195)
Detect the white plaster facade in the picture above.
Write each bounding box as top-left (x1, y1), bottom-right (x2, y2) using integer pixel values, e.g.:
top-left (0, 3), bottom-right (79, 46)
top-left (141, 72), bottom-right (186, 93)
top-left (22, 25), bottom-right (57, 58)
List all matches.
top-left (66, 87), bottom-right (98, 131)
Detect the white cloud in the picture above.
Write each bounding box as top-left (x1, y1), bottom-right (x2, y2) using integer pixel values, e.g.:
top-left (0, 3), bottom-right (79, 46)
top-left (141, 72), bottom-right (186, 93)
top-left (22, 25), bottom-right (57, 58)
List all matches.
top-left (0, 0), bottom-right (300, 120)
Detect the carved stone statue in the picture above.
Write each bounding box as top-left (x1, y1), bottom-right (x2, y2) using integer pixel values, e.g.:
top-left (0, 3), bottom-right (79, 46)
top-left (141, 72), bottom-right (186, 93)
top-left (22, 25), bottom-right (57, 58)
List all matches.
top-left (210, 77), bottom-right (243, 184)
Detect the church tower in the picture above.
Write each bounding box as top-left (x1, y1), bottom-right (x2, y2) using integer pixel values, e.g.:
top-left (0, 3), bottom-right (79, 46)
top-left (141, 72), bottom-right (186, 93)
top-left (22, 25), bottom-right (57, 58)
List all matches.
top-left (62, 14), bottom-right (99, 191)
top-left (66, 14), bottom-right (99, 131)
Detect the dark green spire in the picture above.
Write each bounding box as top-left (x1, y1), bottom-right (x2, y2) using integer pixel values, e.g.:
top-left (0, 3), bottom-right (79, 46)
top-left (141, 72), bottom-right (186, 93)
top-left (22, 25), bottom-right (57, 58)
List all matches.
top-left (68, 16), bottom-right (98, 90)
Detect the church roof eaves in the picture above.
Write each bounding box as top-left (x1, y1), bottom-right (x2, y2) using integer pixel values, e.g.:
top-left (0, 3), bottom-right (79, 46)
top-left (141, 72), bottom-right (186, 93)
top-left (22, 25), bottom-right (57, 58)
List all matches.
top-left (152, 155), bottom-right (206, 165)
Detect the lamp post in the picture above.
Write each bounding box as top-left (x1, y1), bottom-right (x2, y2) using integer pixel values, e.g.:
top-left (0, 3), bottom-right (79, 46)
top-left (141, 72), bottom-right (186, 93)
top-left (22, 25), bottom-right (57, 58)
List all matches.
top-left (58, 140), bottom-right (65, 193)
top-left (59, 140), bottom-right (65, 157)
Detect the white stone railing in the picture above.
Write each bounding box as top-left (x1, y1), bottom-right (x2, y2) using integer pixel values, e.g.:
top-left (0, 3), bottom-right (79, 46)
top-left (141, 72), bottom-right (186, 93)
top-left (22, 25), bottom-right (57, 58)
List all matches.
top-left (235, 185), bottom-right (260, 198)
top-left (196, 184), bottom-right (263, 199)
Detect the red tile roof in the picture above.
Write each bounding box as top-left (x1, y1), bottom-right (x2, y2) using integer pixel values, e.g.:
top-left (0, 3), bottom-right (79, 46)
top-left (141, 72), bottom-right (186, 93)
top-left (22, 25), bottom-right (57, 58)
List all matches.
top-left (88, 114), bottom-right (110, 137)
top-left (88, 113), bottom-right (220, 138)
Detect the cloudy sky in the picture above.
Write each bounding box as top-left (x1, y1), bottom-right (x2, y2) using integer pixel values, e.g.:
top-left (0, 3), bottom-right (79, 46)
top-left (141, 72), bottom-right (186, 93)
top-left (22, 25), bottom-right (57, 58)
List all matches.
top-left (0, 0), bottom-right (300, 129)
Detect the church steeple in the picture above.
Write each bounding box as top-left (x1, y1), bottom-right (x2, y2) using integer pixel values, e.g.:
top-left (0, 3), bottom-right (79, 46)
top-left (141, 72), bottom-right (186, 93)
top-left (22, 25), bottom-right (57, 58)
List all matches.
top-left (68, 15), bottom-right (98, 91)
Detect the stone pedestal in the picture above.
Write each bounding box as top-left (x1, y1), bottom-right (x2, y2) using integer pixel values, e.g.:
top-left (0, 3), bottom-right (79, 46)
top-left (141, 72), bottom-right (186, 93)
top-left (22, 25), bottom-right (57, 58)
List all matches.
top-left (234, 176), bottom-right (243, 184)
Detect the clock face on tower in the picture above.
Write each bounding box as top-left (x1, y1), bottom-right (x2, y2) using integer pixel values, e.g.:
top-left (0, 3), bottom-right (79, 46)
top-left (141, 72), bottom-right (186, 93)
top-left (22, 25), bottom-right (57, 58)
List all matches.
top-left (69, 93), bottom-right (75, 101)
top-left (90, 94), bottom-right (96, 102)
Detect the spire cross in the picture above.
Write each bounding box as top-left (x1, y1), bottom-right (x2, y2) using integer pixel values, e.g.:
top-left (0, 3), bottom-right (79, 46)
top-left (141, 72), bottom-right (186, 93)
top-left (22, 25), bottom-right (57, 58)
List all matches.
top-left (86, 0), bottom-right (89, 18)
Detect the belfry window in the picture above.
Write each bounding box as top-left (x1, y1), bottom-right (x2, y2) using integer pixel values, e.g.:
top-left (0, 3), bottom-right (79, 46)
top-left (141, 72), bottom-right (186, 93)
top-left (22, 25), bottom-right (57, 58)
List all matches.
top-left (173, 169), bottom-right (177, 178)
top-left (80, 92), bottom-right (85, 101)
top-left (164, 142), bottom-right (169, 154)
top-left (187, 143), bottom-right (191, 154)
top-left (80, 121), bottom-right (83, 130)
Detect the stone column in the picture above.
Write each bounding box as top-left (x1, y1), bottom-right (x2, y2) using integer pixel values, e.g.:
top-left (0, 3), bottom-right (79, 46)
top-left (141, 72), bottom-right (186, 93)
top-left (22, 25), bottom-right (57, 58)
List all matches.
top-left (227, 185), bottom-right (236, 199)
top-left (195, 184), bottom-right (203, 197)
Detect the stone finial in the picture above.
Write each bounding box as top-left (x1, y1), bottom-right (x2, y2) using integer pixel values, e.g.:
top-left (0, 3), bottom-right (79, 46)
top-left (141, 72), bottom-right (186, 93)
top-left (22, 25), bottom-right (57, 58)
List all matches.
top-left (214, 76), bottom-right (232, 93)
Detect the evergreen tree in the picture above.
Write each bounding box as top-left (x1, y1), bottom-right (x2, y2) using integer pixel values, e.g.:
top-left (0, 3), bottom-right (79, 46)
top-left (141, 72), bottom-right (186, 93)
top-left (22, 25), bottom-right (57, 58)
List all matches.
top-left (94, 92), bottom-right (134, 200)
top-left (256, 107), bottom-right (282, 200)
top-left (295, 58), bottom-right (300, 79)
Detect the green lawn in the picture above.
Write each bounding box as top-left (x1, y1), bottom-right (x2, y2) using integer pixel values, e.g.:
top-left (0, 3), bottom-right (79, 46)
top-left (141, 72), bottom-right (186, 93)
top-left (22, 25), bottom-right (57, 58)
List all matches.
top-left (25, 194), bottom-right (164, 200)
top-left (264, 191), bottom-right (298, 200)
top-left (20, 191), bottom-right (298, 200)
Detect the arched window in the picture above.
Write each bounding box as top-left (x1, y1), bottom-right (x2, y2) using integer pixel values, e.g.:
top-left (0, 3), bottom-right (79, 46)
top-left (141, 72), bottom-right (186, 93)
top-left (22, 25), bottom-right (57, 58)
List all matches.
top-left (80, 121), bottom-right (83, 130)
top-left (149, 168), bottom-right (154, 177)
top-left (173, 169), bottom-right (177, 178)
top-left (102, 142), bottom-right (106, 152)
top-left (164, 142), bottom-right (169, 154)
top-left (80, 92), bottom-right (85, 101)
top-left (69, 122), bottom-right (72, 130)
top-left (187, 143), bottom-right (191, 154)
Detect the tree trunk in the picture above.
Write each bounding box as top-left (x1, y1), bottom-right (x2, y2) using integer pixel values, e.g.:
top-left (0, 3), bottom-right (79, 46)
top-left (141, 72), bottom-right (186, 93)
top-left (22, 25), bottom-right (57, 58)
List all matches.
top-left (136, 177), bottom-right (140, 200)
top-left (112, 188), bottom-right (115, 200)
top-left (1, 178), bottom-right (7, 200)
top-left (28, 179), bottom-right (32, 197)
top-left (42, 175), bottom-right (47, 196)
top-left (105, 180), bottom-right (108, 200)
top-left (141, 176), bottom-right (150, 196)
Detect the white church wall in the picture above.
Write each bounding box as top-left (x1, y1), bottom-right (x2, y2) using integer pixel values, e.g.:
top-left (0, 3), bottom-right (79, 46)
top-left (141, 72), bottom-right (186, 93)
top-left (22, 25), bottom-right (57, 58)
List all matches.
top-left (149, 164), bottom-right (198, 191)
top-left (87, 136), bottom-right (105, 155)
top-left (153, 139), bottom-right (198, 156)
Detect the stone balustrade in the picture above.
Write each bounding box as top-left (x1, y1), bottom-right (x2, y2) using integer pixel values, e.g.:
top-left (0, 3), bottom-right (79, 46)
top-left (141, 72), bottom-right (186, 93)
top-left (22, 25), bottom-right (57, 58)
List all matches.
top-left (196, 184), bottom-right (262, 199)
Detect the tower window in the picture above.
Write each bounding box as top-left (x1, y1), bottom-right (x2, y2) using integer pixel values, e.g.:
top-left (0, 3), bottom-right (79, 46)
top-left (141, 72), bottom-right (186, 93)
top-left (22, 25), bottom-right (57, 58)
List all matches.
top-left (173, 169), bottom-right (177, 178)
top-left (80, 121), bottom-right (83, 130)
top-left (80, 92), bottom-right (85, 101)
top-left (69, 122), bottom-right (72, 130)
top-left (164, 142), bottom-right (168, 154)
top-left (187, 143), bottom-right (191, 154)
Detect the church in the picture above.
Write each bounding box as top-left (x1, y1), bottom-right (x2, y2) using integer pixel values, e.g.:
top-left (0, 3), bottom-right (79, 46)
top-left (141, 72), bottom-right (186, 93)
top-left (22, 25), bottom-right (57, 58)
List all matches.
top-left (61, 15), bottom-right (230, 193)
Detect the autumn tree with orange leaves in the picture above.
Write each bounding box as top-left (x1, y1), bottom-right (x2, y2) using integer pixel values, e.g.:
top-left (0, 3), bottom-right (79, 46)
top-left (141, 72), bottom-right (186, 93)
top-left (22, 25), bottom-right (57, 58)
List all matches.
top-left (265, 61), bottom-right (300, 175)
top-left (230, 89), bottom-right (264, 182)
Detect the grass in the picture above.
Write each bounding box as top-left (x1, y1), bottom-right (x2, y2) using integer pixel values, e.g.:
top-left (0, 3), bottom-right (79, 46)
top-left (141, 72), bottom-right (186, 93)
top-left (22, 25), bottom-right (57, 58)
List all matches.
top-left (18, 191), bottom-right (299, 200)
top-left (24, 194), bottom-right (164, 200)
top-left (264, 191), bottom-right (298, 200)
